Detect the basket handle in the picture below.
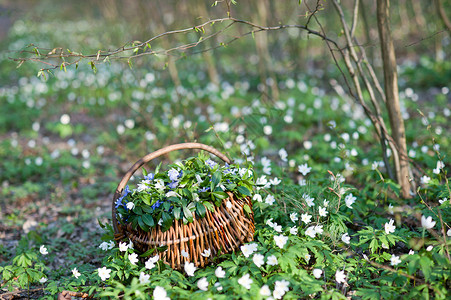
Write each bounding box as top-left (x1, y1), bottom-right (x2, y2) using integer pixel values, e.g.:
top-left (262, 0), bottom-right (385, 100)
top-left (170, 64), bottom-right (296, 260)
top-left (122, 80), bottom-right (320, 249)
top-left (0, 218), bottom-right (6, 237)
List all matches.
top-left (112, 142), bottom-right (231, 237)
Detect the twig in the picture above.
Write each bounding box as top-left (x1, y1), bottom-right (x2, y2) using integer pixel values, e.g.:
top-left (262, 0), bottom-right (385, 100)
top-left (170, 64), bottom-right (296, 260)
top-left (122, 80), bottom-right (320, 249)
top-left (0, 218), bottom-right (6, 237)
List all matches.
top-left (350, 0), bottom-right (360, 38)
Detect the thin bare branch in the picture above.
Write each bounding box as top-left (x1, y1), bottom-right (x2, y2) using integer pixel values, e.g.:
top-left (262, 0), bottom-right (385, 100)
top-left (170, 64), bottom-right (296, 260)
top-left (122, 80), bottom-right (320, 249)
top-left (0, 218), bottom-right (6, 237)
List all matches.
top-left (350, 0), bottom-right (360, 38)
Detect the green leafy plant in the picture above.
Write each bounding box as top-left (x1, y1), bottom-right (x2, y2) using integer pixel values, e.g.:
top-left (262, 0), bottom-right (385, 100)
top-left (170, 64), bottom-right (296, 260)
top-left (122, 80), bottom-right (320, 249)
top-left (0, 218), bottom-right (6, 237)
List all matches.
top-left (115, 153), bottom-right (254, 232)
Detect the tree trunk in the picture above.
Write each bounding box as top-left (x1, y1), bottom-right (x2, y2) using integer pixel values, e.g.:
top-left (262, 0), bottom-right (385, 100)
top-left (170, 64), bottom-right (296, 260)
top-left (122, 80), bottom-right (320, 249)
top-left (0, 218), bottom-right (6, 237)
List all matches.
top-left (376, 0), bottom-right (411, 198)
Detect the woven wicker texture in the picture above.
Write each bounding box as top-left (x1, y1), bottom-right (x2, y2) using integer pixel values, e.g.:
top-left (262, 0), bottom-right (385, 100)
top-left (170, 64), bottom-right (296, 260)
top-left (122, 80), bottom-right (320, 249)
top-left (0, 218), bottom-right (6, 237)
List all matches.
top-left (112, 143), bottom-right (255, 270)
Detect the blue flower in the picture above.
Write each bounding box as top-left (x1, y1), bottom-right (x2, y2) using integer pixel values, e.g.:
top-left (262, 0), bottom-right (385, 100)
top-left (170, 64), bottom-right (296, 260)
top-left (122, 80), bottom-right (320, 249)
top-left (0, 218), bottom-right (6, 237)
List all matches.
top-left (151, 200), bottom-right (163, 210)
top-left (206, 159), bottom-right (217, 168)
top-left (168, 168), bottom-right (180, 181)
top-left (168, 181), bottom-right (179, 189)
top-left (144, 173), bottom-right (154, 180)
top-left (199, 186), bottom-right (210, 193)
top-left (115, 185), bottom-right (130, 208)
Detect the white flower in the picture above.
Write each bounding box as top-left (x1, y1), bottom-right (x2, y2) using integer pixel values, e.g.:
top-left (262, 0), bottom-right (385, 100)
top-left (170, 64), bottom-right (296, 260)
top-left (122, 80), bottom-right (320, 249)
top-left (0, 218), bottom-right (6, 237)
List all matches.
top-left (215, 266), bottom-right (226, 278)
top-left (261, 157), bottom-right (271, 168)
top-left (145, 260), bottom-right (156, 270)
top-left (197, 277), bottom-right (209, 291)
top-left (323, 199), bottom-right (329, 207)
top-left (298, 163), bottom-right (312, 176)
top-left (139, 272), bottom-right (150, 284)
top-left (253, 254), bottom-right (265, 268)
top-left (184, 262), bottom-right (196, 276)
top-left (253, 194), bottom-right (263, 202)
top-left (72, 268), bottom-right (81, 279)
top-left (200, 248), bottom-right (211, 257)
top-left (39, 277), bottom-right (47, 283)
top-left (290, 226), bottom-right (298, 235)
top-left (384, 219), bottom-right (396, 234)
top-left (40, 245), bottom-right (48, 255)
top-left (421, 215), bottom-right (436, 229)
top-left (303, 194), bottom-right (315, 207)
top-left (269, 177), bottom-right (281, 186)
top-left (256, 175), bottom-right (271, 190)
top-left (305, 253), bottom-right (311, 263)
top-left (439, 198), bottom-right (448, 205)
top-left (388, 203), bottom-right (394, 214)
top-left (153, 286), bottom-right (170, 300)
top-left (238, 273), bottom-right (253, 290)
top-left (129, 253), bottom-right (139, 265)
top-left (312, 268), bottom-right (322, 279)
top-left (301, 213), bottom-right (312, 224)
top-left (314, 225), bottom-right (324, 235)
top-left (390, 254), bottom-right (402, 266)
top-left (318, 206), bottom-right (328, 217)
top-left (128, 240), bottom-right (134, 249)
top-left (335, 270), bottom-right (346, 283)
top-left (426, 245), bottom-right (433, 251)
top-left (265, 194), bottom-right (276, 205)
top-left (278, 148), bottom-right (288, 162)
top-left (154, 179), bottom-right (166, 191)
top-left (260, 285), bottom-right (271, 296)
top-left (274, 234), bottom-right (289, 248)
top-left (266, 218), bottom-right (274, 227)
top-left (271, 222), bottom-right (282, 233)
top-left (341, 233), bottom-right (351, 244)
top-left (447, 228), bottom-right (451, 237)
top-left (273, 280), bottom-right (290, 299)
top-left (305, 226), bottom-right (316, 238)
top-left (137, 180), bottom-right (151, 192)
top-left (98, 267), bottom-right (111, 281)
top-left (214, 282), bottom-right (223, 291)
top-left (240, 243), bottom-right (258, 257)
top-left (119, 242), bottom-right (129, 252)
top-left (226, 200), bottom-right (233, 208)
top-left (420, 176), bottom-right (431, 185)
top-left (267, 255), bottom-right (278, 266)
top-left (145, 255), bottom-right (159, 269)
top-left (290, 212), bottom-right (298, 223)
top-left (345, 193), bottom-right (356, 209)
top-left (149, 254), bottom-right (159, 263)
top-left (409, 250), bottom-right (415, 255)
top-left (298, 179), bottom-right (307, 186)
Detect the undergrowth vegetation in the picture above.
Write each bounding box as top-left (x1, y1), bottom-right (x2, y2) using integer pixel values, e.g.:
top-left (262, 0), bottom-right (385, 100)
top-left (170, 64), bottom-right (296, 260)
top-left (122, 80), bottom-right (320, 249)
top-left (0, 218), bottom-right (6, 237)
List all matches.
top-left (1, 8), bottom-right (450, 300)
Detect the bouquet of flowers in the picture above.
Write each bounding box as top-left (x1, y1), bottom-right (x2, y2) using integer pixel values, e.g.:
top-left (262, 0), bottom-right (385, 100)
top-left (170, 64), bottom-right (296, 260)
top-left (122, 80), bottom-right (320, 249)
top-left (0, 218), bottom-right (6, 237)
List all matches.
top-left (115, 152), bottom-right (254, 232)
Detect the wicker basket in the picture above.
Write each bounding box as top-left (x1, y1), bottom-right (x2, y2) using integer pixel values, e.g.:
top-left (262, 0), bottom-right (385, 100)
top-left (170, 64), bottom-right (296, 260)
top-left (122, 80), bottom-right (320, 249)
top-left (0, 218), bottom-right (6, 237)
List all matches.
top-left (112, 143), bottom-right (255, 270)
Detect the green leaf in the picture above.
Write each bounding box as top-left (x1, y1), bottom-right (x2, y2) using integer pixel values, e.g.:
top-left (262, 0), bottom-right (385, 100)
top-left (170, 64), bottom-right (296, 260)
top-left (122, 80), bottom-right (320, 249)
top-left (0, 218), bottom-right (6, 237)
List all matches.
top-left (212, 191), bottom-right (228, 200)
top-left (137, 217), bottom-right (149, 232)
top-left (203, 201), bottom-right (215, 212)
top-left (161, 212), bottom-right (172, 231)
top-left (183, 206), bottom-right (193, 223)
top-left (237, 186), bottom-right (251, 196)
top-left (173, 207), bottom-right (181, 220)
top-left (243, 204), bottom-right (252, 215)
top-left (419, 256), bottom-right (432, 281)
top-left (196, 202), bottom-right (207, 218)
top-left (142, 214), bottom-right (154, 227)
top-left (212, 171), bottom-right (222, 187)
top-left (139, 248), bottom-right (156, 257)
top-left (369, 238), bottom-right (379, 253)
